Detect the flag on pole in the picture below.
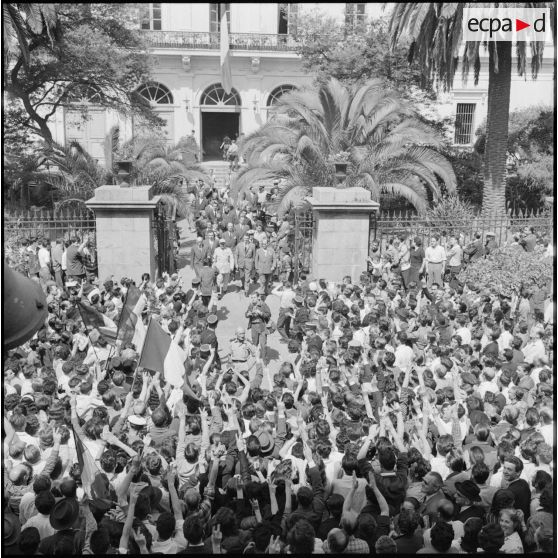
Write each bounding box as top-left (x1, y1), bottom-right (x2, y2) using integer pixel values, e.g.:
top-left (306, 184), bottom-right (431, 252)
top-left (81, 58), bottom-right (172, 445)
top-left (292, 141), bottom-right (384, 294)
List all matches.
top-left (77, 300), bottom-right (117, 343)
top-left (117, 284), bottom-right (147, 352)
top-left (73, 426), bottom-right (101, 498)
top-left (220, 11), bottom-right (232, 94)
top-left (138, 318), bottom-right (186, 387)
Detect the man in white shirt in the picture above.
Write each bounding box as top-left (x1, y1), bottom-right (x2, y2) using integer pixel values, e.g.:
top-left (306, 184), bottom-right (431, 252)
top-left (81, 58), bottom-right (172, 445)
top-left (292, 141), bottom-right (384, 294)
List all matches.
top-left (271, 281), bottom-right (296, 340)
top-left (522, 327), bottom-right (546, 363)
top-left (424, 236), bottom-right (447, 288)
top-left (394, 332), bottom-right (414, 373)
top-left (38, 239), bottom-right (51, 270)
top-left (478, 368), bottom-right (499, 399)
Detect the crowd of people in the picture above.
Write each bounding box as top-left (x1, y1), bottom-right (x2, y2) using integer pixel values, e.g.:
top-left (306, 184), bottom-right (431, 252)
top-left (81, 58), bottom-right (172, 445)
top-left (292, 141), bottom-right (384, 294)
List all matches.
top-left (3, 173), bottom-right (555, 555)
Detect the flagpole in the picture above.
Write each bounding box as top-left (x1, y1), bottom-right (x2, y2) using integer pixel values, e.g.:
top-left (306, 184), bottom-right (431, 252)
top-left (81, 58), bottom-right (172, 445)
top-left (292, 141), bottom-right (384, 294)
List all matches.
top-left (133, 314), bottom-right (152, 387)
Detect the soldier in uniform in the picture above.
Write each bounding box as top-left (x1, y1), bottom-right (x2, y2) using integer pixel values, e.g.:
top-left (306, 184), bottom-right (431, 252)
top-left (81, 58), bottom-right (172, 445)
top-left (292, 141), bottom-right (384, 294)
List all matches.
top-left (235, 230), bottom-right (257, 296)
top-left (245, 289), bottom-right (272, 361)
top-left (228, 326), bottom-right (256, 375)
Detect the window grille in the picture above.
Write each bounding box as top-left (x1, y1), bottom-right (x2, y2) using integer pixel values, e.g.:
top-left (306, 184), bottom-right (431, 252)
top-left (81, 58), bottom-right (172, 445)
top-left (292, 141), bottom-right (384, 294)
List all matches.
top-left (200, 84), bottom-right (241, 106)
top-left (136, 82), bottom-right (173, 104)
top-left (454, 103), bottom-right (476, 145)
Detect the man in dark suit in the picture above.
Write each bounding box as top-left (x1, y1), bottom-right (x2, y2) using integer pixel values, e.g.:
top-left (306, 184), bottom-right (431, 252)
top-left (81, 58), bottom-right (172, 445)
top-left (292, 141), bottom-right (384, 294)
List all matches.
top-left (464, 232), bottom-right (484, 263)
top-left (191, 236), bottom-right (206, 278)
top-left (235, 216), bottom-right (250, 244)
top-left (222, 222), bottom-right (237, 250)
top-left (502, 457), bottom-right (531, 519)
top-left (255, 237), bottom-right (276, 296)
top-left (201, 314), bottom-right (220, 367)
top-left (454, 480), bottom-right (485, 522)
top-left (222, 202), bottom-right (240, 229)
top-left (234, 231), bottom-right (256, 296)
top-left (205, 199), bottom-right (218, 224)
top-left (203, 230), bottom-right (218, 259)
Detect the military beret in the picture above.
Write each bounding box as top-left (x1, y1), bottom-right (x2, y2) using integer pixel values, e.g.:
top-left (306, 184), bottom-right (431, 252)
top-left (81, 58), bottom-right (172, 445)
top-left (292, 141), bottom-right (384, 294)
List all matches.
top-left (192, 278), bottom-right (201, 286)
top-left (200, 344), bottom-right (211, 353)
top-left (207, 315), bottom-right (218, 325)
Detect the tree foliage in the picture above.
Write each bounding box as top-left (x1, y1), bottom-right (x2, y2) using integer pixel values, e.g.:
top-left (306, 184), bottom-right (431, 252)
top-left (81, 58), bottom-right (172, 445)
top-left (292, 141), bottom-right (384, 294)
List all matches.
top-left (115, 135), bottom-right (207, 218)
top-left (458, 245), bottom-right (552, 298)
top-left (4, 3), bottom-right (158, 144)
top-left (295, 13), bottom-right (428, 93)
top-left (234, 79), bottom-right (456, 216)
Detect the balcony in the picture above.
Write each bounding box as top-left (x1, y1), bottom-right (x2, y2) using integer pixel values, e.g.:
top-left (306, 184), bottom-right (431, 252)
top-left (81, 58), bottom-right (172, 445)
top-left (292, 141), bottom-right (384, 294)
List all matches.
top-left (142, 30), bottom-right (299, 51)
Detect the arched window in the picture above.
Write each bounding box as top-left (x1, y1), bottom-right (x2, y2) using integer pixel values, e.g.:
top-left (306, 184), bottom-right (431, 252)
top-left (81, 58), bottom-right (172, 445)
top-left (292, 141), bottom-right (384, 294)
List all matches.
top-left (267, 84), bottom-right (296, 106)
top-left (200, 84), bottom-right (241, 106)
top-left (136, 82), bottom-right (173, 104)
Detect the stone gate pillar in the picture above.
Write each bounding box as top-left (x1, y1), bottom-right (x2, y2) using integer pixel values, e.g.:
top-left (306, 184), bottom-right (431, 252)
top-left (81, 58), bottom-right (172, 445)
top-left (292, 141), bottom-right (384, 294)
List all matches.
top-left (306, 187), bottom-right (379, 283)
top-left (86, 185), bottom-right (160, 284)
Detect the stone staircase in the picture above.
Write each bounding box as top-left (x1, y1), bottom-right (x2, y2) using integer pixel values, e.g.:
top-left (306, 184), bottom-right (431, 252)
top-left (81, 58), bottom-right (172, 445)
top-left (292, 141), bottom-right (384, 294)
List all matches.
top-left (199, 160), bottom-right (236, 188)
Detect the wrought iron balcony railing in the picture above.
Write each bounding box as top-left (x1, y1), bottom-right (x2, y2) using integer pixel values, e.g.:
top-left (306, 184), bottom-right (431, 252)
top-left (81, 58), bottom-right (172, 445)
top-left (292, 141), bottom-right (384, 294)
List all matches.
top-left (142, 30), bottom-right (299, 51)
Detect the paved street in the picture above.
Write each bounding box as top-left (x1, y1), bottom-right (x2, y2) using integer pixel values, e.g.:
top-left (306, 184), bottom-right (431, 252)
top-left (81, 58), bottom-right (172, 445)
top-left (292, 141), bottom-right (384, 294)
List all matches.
top-left (176, 218), bottom-right (291, 378)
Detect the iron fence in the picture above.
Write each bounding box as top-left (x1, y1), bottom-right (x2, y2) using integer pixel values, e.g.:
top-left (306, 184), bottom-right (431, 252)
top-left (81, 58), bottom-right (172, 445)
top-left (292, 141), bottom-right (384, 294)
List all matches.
top-left (152, 202), bottom-right (177, 277)
top-left (373, 212), bottom-right (553, 254)
top-left (4, 208), bottom-right (97, 275)
top-left (292, 209), bottom-right (314, 282)
top-left (4, 208), bottom-right (96, 244)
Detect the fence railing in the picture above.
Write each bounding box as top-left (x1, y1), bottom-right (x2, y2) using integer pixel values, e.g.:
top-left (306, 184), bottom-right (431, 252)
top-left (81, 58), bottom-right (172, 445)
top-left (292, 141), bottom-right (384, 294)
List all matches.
top-left (4, 209), bottom-right (98, 274)
top-left (4, 208), bottom-right (97, 243)
top-left (143, 30), bottom-right (298, 51)
top-left (373, 213), bottom-right (553, 254)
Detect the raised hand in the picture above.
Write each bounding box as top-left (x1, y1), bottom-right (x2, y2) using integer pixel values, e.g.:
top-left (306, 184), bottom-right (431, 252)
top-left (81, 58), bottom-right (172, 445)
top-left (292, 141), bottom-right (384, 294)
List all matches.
top-left (132, 527), bottom-right (147, 547)
top-left (52, 427), bottom-right (62, 445)
top-left (212, 524), bottom-right (222, 547)
top-left (250, 498), bottom-right (260, 511)
top-left (268, 535), bottom-right (282, 554)
top-left (236, 433), bottom-right (246, 453)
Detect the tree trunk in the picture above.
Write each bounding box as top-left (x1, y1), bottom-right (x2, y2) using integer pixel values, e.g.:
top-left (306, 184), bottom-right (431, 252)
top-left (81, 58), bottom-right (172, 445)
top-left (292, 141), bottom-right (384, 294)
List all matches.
top-left (481, 41), bottom-right (512, 217)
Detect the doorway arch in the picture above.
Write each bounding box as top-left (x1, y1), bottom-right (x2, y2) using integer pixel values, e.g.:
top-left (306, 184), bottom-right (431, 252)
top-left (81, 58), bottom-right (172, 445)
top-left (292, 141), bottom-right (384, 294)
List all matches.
top-left (200, 83), bottom-right (241, 161)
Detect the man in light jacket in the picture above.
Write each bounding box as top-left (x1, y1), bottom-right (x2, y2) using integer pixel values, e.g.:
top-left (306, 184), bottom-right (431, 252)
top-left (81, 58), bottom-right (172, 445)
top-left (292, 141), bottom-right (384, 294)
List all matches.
top-left (213, 238), bottom-right (235, 299)
top-left (255, 238), bottom-right (276, 296)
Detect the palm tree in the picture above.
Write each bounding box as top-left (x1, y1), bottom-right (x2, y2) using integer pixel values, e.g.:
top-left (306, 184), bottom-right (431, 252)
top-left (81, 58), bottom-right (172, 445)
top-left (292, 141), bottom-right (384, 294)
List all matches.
top-left (117, 135), bottom-right (208, 218)
top-left (32, 140), bottom-right (110, 202)
top-left (389, 3), bottom-right (553, 216)
top-left (2, 3), bottom-right (57, 71)
top-left (233, 78), bottom-right (456, 216)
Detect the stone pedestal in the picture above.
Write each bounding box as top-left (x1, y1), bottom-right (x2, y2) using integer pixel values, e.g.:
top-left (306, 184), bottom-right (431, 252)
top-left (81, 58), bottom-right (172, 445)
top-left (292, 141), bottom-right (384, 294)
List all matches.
top-left (306, 187), bottom-right (379, 283)
top-left (86, 185), bottom-right (160, 284)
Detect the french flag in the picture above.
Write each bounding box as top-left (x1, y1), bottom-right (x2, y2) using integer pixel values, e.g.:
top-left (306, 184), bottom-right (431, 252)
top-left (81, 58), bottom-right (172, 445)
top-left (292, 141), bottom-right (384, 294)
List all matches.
top-left (220, 11), bottom-right (232, 94)
top-left (77, 300), bottom-right (117, 343)
top-left (117, 284), bottom-right (147, 352)
top-left (139, 317), bottom-right (186, 388)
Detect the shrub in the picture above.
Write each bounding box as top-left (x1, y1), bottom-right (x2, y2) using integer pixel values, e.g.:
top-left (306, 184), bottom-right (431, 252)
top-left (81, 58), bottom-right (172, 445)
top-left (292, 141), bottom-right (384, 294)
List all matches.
top-left (457, 245), bottom-right (552, 298)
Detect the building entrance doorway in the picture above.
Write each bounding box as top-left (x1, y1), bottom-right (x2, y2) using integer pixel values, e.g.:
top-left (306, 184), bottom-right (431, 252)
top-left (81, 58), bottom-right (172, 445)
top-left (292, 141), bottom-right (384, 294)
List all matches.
top-left (201, 112), bottom-right (239, 161)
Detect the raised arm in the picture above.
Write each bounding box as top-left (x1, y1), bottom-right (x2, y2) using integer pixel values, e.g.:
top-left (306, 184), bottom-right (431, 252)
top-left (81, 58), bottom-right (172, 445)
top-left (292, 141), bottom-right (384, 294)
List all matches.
top-left (368, 470), bottom-right (389, 516)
